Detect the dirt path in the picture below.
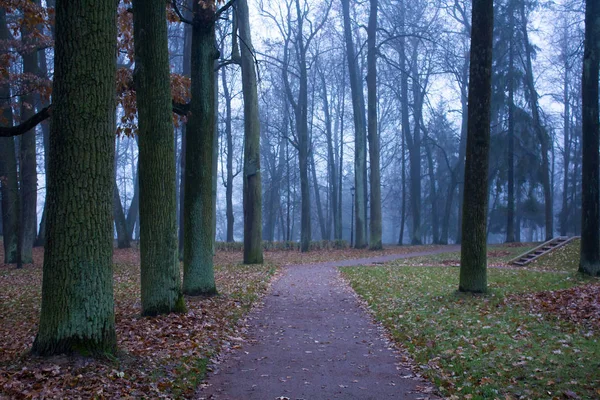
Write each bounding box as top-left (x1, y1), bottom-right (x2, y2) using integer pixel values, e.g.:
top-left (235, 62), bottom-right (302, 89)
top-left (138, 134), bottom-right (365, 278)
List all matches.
top-left (198, 247), bottom-right (458, 400)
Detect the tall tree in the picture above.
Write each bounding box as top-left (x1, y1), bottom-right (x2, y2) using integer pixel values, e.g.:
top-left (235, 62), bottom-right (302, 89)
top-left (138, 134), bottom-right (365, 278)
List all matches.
top-left (19, 4), bottom-right (39, 264)
top-left (579, 0), bottom-right (600, 276)
top-left (133, 0), bottom-right (185, 315)
top-left (32, 0), bottom-right (118, 355)
top-left (458, 0), bottom-right (494, 293)
top-left (0, 8), bottom-right (19, 265)
top-left (179, 0), bottom-right (226, 295)
top-left (237, 0), bottom-right (263, 264)
top-left (367, 0), bottom-right (382, 250)
top-left (341, 0), bottom-right (367, 249)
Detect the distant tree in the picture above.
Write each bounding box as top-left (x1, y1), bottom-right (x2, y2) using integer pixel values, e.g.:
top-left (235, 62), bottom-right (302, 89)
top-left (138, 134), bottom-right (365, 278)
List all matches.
top-left (459, 0), bottom-right (494, 293)
top-left (341, 0), bottom-right (367, 249)
top-left (133, 0), bottom-right (185, 315)
top-left (237, 0), bottom-right (263, 264)
top-left (579, 0), bottom-right (600, 276)
top-left (367, 0), bottom-right (382, 250)
top-left (18, 2), bottom-right (39, 265)
top-left (32, 0), bottom-right (118, 355)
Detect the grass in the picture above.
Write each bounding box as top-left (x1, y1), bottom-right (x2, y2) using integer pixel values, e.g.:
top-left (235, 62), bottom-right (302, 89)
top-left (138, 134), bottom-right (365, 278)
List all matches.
top-left (388, 242), bottom-right (537, 267)
top-left (529, 238), bottom-right (582, 272)
top-left (341, 264), bottom-right (600, 399)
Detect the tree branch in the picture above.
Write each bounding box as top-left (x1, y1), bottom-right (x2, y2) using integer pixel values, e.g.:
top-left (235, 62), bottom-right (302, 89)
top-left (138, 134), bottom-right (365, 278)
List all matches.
top-left (171, 0), bottom-right (194, 25)
top-left (0, 105), bottom-right (52, 137)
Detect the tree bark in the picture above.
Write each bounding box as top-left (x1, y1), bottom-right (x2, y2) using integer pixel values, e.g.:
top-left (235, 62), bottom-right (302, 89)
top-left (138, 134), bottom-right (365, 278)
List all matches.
top-left (579, 0), bottom-right (600, 276)
top-left (221, 63), bottom-right (235, 242)
top-left (133, 0), bottom-right (184, 314)
top-left (458, 0), bottom-right (494, 294)
top-left (238, 0), bottom-right (263, 264)
top-left (32, 0), bottom-right (118, 355)
top-left (506, 6), bottom-right (515, 243)
top-left (182, 4), bottom-right (218, 295)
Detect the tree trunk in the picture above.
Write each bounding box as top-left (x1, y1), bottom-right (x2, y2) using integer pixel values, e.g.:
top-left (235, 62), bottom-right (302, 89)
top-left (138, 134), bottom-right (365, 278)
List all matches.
top-left (367, 0), bottom-right (382, 250)
top-left (238, 0), bottom-right (263, 264)
top-left (182, 5), bottom-right (218, 295)
top-left (19, 14), bottom-right (39, 264)
top-left (425, 142), bottom-right (439, 243)
top-left (221, 63), bottom-right (235, 242)
top-left (113, 181), bottom-right (131, 249)
top-left (178, 0), bottom-right (192, 259)
top-left (579, 0), bottom-right (600, 276)
top-left (320, 68), bottom-right (339, 240)
top-left (458, 0), bottom-right (494, 294)
top-left (32, 0), bottom-right (118, 355)
top-left (506, 8), bottom-right (515, 243)
top-left (341, 0), bottom-right (367, 249)
top-left (0, 9), bottom-right (19, 264)
top-left (560, 22), bottom-right (571, 237)
top-left (133, 0), bottom-right (184, 315)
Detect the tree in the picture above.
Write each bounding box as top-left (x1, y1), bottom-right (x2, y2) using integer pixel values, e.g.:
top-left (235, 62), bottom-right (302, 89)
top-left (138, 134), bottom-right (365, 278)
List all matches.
top-left (458, 0), bottom-right (494, 293)
top-left (367, 0), bottom-right (382, 250)
top-left (237, 0), bottom-right (263, 264)
top-left (0, 8), bottom-right (20, 265)
top-left (579, 0), bottom-right (600, 276)
top-left (32, 0), bottom-right (118, 355)
top-left (133, 0), bottom-right (185, 315)
top-left (19, 3), bottom-right (38, 264)
top-left (177, 0), bottom-right (231, 295)
top-left (341, 0), bottom-right (367, 249)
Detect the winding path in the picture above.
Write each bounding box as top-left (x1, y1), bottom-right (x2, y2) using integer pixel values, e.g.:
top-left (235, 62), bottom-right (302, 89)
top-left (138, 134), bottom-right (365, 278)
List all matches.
top-left (198, 247), bottom-right (459, 400)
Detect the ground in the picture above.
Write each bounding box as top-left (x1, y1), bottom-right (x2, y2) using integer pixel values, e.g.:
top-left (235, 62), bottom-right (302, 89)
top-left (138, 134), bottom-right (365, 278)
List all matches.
top-left (0, 240), bottom-right (597, 399)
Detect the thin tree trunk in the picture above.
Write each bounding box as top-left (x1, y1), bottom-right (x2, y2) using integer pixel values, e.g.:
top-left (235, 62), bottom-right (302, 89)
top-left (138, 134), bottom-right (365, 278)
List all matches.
top-left (367, 0), bottom-right (382, 250)
top-left (32, 0), bottom-right (118, 355)
top-left (506, 9), bottom-right (515, 243)
top-left (341, 0), bottom-right (367, 249)
top-left (221, 63), bottom-right (235, 242)
top-left (19, 13), bottom-right (38, 264)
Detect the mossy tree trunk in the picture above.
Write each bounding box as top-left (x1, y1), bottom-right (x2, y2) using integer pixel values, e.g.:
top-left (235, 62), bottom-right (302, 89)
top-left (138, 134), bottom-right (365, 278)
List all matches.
top-left (32, 0), bottom-right (118, 356)
top-left (237, 0), bottom-right (264, 264)
top-left (182, 3), bottom-right (218, 295)
top-left (458, 0), bottom-right (494, 294)
top-left (579, 0), bottom-right (600, 276)
top-left (133, 0), bottom-right (184, 314)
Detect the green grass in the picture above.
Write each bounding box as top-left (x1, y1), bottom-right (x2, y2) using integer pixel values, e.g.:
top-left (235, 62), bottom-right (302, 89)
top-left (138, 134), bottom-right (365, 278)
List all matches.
top-left (341, 265), bottom-right (600, 399)
top-left (530, 239), bottom-right (581, 272)
top-left (390, 243), bottom-right (536, 267)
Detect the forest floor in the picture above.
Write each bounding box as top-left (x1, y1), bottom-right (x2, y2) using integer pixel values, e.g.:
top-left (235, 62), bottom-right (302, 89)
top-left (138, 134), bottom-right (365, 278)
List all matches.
top-left (342, 239), bottom-right (600, 399)
top-left (0, 241), bottom-right (597, 399)
top-left (0, 242), bottom-right (450, 398)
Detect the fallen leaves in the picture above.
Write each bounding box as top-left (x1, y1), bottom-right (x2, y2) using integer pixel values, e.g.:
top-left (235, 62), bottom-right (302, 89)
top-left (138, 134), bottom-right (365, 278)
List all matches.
top-left (0, 245), bottom-right (276, 398)
top-left (509, 283), bottom-right (600, 333)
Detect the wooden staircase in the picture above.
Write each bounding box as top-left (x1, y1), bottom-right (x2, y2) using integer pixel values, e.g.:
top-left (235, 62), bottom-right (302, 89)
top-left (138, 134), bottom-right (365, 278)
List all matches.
top-left (510, 236), bottom-right (579, 266)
